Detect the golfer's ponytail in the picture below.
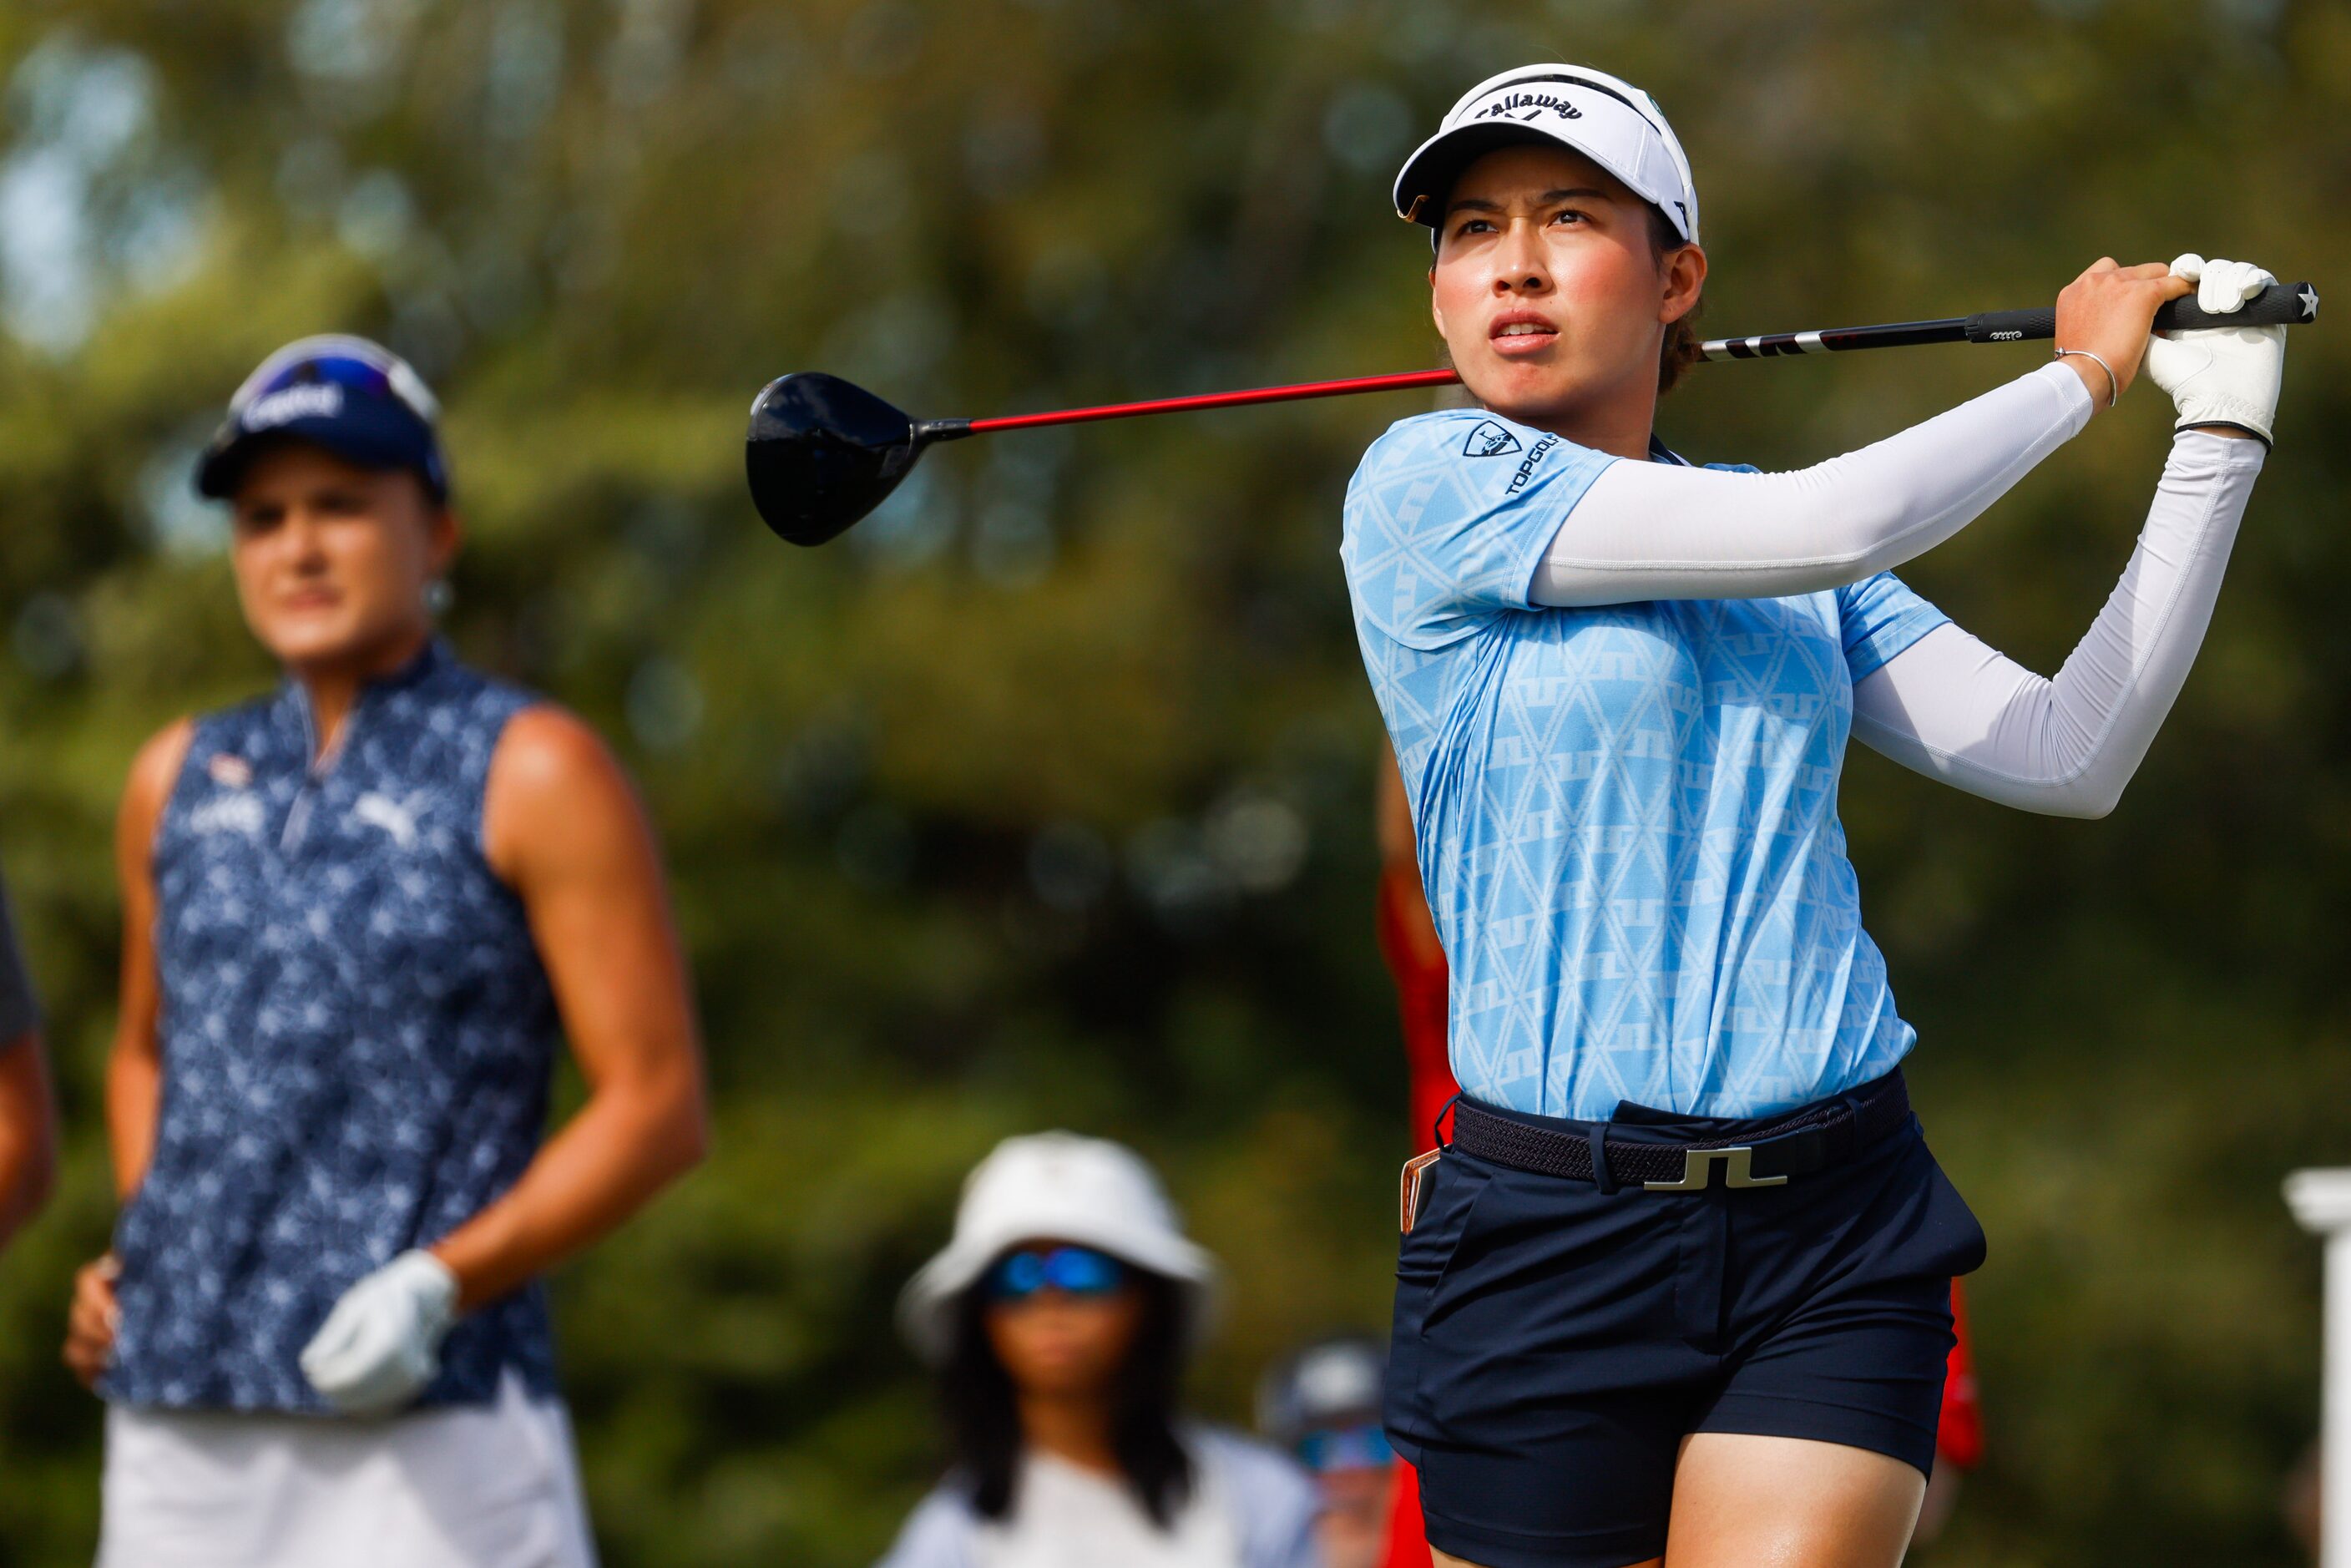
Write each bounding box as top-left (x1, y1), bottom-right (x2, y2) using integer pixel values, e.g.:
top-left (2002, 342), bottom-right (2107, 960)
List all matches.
top-left (1661, 307), bottom-right (1702, 396)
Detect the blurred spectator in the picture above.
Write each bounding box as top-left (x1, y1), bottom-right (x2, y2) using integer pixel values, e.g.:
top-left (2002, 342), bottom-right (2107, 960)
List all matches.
top-left (62, 336), bottom-right (707, 1565)
top-left (880, 1132), bottom-right (1322, 1568)
top-left (1369, 752), bottom-right (1454, 1568)
top-left (0, 872), bottom-right (58, 1251)
top-left (1374, 751), bottom-right (1458, 1151)
top-left (1258, 1335), bottom-right (1395, 1568)
top-left (1912, 1278), bottom-right (1984, 1546)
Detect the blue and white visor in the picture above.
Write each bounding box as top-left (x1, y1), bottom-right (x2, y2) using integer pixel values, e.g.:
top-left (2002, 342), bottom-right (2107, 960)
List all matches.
top-left (196, 335), bottom-right (447, 502)
top-left (1393, 64), bottom-right (1700, 246)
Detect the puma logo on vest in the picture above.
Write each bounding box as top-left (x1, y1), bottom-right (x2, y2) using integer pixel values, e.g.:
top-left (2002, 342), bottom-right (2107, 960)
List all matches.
top-left (353, 792), bottom-right (427, 850)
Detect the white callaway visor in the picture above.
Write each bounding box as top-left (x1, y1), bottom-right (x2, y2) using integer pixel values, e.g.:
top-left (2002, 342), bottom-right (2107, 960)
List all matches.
top-left (1393, 64), bottom-right (1700, 245)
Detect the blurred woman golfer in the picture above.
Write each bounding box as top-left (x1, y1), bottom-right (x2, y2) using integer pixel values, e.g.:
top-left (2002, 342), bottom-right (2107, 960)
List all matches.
top-left (63, 336), bottom-right (709, 1566)
top-left (1343, 64), bottom-right (2284, 1568)
top-left (878, 1132), bottom-right (1322, 1568)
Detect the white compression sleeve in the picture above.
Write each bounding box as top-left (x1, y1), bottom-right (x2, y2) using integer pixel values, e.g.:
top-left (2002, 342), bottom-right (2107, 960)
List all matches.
top-left (1851, 431), bottom-right (2266, 818)
top-left (1530, 362), bottom-right (2094, 607)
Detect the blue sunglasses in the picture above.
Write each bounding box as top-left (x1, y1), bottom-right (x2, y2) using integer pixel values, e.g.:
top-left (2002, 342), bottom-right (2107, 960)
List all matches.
top-left (233, 339), bottom-right (439, 425)
top-left (1297, 1424), bottom-right (1395, 1474)
top-left (985, 1245), bottom-right (1127, 1302)
top-left (254, 352), bottom-right (390, 397)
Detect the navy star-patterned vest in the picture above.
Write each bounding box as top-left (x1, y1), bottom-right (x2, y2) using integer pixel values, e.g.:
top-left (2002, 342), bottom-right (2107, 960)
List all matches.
top-left (105, 641), bottom-right (561, 1412)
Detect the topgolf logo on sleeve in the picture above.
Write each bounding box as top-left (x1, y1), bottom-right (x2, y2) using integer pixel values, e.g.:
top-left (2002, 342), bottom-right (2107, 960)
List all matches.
top-left (1505, 435), bottom-right (1560, 494)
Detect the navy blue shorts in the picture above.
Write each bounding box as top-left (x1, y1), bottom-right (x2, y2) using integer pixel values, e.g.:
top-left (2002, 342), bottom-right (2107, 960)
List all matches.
top-left (1385, 1076), bottom-right (1985, 1568)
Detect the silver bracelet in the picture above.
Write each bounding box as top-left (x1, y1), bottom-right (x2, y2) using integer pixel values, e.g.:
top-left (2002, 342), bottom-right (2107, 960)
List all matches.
top-left (2053, 346), bottom-right (2119, 409)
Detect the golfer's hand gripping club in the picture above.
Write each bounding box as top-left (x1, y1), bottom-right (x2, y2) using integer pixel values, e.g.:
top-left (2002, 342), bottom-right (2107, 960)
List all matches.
top-left (2145, 254), bottom-right (2287, 446)
top-left (2047, 258), bottom-right (2195, 406)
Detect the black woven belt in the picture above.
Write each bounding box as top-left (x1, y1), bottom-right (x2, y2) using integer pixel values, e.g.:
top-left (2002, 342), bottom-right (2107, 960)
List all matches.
top-left (1448, 1071), bottom-right (1911, 1192)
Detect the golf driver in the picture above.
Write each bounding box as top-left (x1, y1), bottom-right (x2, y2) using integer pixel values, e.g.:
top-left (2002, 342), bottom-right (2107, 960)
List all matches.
top-left (747, 281), bottom-right (2318, 547)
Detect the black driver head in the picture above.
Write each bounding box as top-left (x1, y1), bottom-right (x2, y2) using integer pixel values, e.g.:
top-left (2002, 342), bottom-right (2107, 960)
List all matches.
top-left (745, 372), bottom-right (923, 546)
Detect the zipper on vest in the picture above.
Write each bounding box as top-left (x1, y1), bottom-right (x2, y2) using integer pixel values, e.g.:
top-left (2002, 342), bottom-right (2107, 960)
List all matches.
top-left (281, 687), bottom-right (360, 854)
top-left (276, 643), bottom-right (437, 854)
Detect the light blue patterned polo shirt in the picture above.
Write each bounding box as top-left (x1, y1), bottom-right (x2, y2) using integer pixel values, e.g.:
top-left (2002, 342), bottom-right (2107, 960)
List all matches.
top-left (1342, 408), bottom-right (1948, 1121)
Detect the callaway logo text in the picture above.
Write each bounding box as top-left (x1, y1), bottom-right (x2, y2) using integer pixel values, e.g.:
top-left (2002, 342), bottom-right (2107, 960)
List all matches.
top-left (1478, 92), bottom-right (1583, 124)
top-left (243, 382), bottom-right (342, 431)
top-left (189, 793), bottom-right (265, 838)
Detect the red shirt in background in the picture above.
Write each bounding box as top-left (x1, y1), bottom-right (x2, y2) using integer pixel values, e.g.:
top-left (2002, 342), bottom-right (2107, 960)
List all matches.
top-left (1377, 863), bottom-right (1458, 1157)
top-left (1374, 862), bottom-right (1452, 1568)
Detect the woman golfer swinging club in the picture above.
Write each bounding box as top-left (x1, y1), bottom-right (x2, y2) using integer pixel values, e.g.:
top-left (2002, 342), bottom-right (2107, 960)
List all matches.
top-left (1343, 64), bottom-right (2285, 1568)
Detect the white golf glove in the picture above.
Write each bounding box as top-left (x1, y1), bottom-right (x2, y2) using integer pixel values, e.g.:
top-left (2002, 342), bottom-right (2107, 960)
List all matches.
top-left (298, 1250), bottom-right (461, 1416)
top-left (2143, 253), bottom-right (2286, 446)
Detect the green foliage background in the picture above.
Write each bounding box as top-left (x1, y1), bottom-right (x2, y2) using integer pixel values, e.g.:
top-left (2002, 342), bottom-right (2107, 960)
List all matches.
top-left (0, 1), bottom-right (2345, 1562)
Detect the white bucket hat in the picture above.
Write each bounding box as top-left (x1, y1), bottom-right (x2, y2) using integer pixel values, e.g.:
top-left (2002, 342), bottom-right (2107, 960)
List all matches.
top-left (897, 1132), bottom-right (1221, 1364)
top-left (1393, 63), bottom-right (1700, 245)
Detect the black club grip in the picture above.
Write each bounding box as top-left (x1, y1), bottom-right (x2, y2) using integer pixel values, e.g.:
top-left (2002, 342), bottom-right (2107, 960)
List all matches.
top-left (1964, 281), bottom-right (2318, 344)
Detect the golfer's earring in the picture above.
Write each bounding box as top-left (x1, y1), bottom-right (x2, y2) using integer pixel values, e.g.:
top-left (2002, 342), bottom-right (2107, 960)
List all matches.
top-left (423, 579), bottom-right (454, 617)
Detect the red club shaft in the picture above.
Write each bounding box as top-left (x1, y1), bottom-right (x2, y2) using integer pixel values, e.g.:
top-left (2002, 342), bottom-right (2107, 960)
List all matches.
top-left (963, 367), bottom-right (1463, 434)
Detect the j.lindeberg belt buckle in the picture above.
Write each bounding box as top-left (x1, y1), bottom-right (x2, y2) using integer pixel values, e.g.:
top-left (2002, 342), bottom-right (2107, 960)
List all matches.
top-left (1643, 1146), bottom-right (1788, 1192)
